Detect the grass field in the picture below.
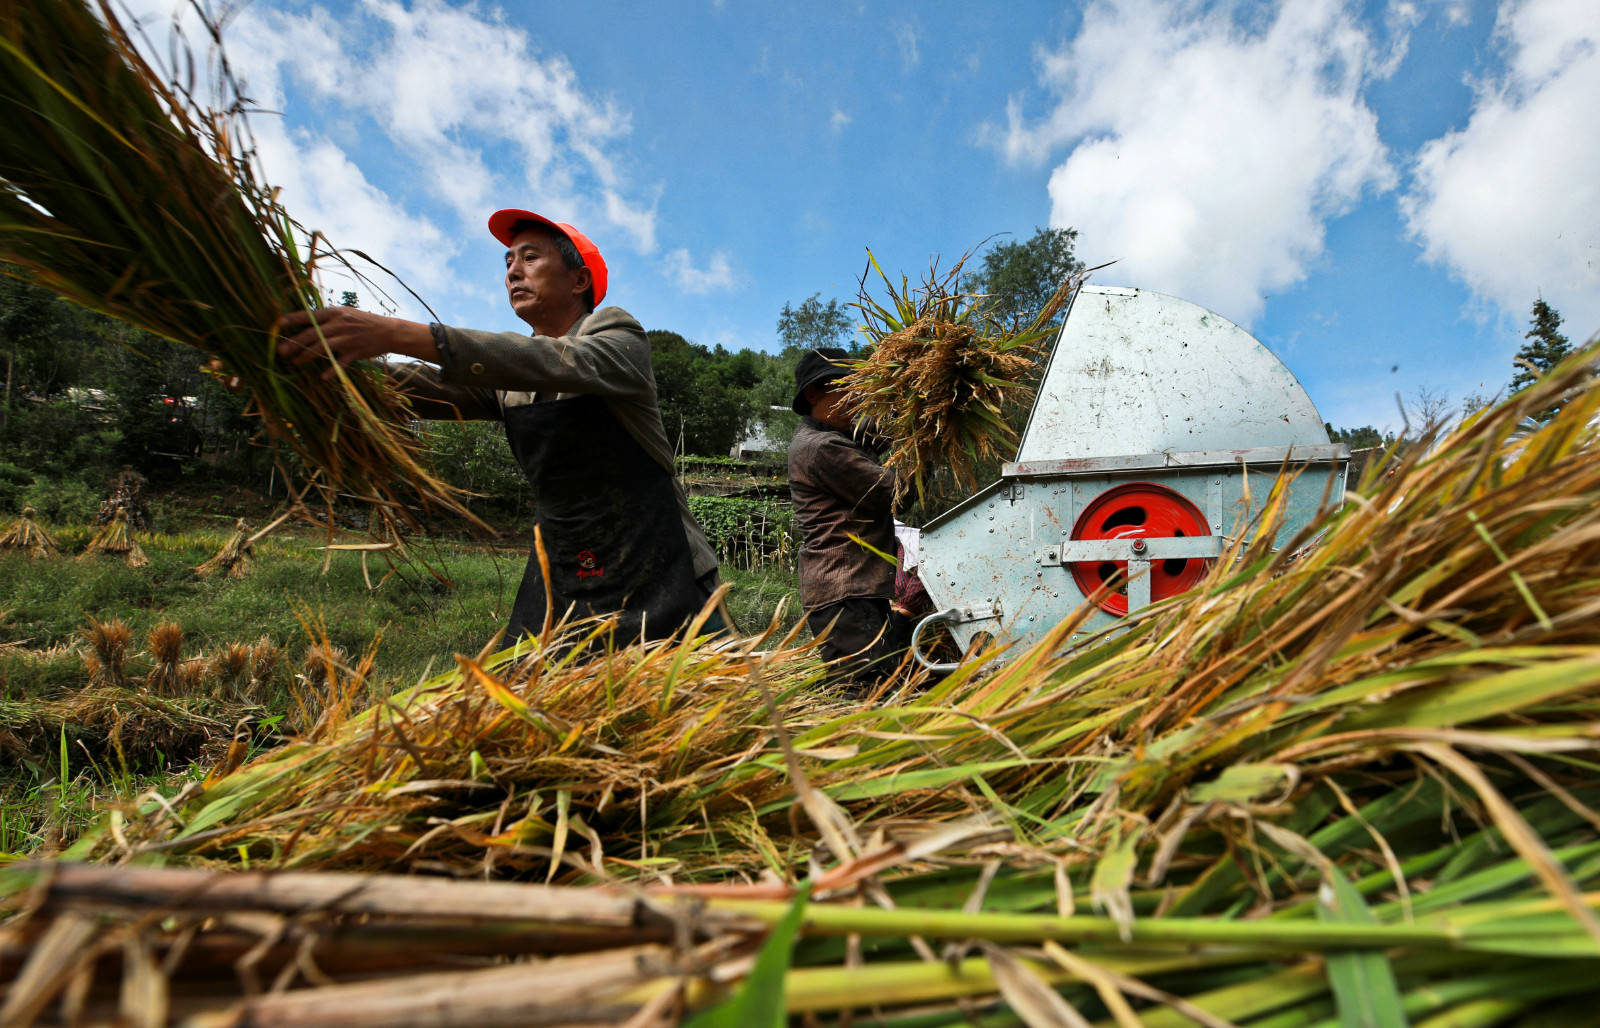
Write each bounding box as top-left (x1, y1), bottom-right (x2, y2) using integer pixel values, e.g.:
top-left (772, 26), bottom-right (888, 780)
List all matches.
top-left (0, 514), bottom-right (803, 857)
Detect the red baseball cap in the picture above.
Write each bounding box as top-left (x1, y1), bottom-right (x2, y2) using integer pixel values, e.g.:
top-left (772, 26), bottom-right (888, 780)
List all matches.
top-left (487, 208), bottom-right (608, 306)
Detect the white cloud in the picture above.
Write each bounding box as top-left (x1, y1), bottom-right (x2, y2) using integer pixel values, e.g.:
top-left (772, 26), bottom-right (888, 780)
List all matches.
top-left (1402, 0), bottom-right (1600, 337)
top-left (989, 0), bottom-right (1396, 325)
top-left (117, 0), bottom-right (666, 321)
top-left (663, 249), bottom-right (737, 295)
top-left (254, 1), bottom-right (644, 243)
top-left (830, 107), bottom-right (853, 133)
top-left (250, 118), bottom-right (464, 317)
top-left (893, 21), bottom-right (920, 70)
top-left (139, 0), bottom-right (658, 283)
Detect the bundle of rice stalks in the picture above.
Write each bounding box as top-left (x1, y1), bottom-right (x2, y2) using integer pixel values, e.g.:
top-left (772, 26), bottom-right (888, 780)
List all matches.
top-left (83, 613), bottom-right (824, 877)
top-left (94, 471), bottom-right (149, 530)
top-left (841, 250), bottom-right (1082, 510)
top-left (78, 615), bottom-right (131, 688)
top-left (0, 686), bottom-right (230, 775)
top-left (143, 621), bottom-right (184, 698)
top-left (0, 507), bottom-right (56, 558)
top-left (195, 518), bottom-right (255, 579)
top-left (0, 0), bottom-right (483, 533)
top-left (78, 509), bottom-right (147, 568)
top-left (207, 642), bottom-right (254, 701)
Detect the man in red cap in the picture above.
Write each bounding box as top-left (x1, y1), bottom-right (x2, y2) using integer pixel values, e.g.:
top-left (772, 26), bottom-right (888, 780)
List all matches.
top-left (276, 211), bottom-right (720, 645)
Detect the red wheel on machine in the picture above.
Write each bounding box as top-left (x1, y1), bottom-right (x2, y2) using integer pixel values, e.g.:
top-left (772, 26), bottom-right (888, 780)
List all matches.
top-left (1069, 483), bottom-right (1212, 616)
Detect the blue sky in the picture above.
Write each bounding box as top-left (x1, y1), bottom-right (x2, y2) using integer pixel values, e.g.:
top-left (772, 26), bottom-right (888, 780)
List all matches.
top-left (138, 0), bottom-right (1597, 433)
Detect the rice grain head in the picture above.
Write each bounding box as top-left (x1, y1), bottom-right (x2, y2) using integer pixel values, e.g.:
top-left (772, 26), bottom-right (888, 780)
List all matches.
top-left (144, 621), bottom-right (185, 697)
top-left (81, 616), bottom-right (131, 687)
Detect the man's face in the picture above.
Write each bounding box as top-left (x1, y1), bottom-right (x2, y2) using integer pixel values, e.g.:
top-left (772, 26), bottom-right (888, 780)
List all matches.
top-left (504, 226), bottom-right (588, 334)
top-left (806, 381), bottom-right (855, 430)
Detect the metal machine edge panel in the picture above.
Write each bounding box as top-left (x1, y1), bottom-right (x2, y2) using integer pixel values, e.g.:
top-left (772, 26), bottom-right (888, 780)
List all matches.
top-left (1005, 443), bottom-right (1349, 478)
top-left (1017, 286), bottom-right (1330, 462)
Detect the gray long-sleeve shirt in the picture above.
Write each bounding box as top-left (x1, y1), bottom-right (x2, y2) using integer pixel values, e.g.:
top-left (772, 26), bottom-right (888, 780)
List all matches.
top-left (387, 306), bottom-right (718, 579)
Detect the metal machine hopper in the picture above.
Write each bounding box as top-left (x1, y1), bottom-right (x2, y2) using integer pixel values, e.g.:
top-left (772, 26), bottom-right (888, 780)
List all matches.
top-left (909, 285), bottom-right (1348, 667)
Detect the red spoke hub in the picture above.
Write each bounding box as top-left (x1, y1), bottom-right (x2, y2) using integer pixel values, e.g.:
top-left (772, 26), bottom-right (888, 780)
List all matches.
top-left (1069, 483), bottom-right (1212, 616)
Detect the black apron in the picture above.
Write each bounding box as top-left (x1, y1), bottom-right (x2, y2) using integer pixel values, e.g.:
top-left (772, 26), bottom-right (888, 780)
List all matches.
top-left (501, 394), bottom-right (702, 644)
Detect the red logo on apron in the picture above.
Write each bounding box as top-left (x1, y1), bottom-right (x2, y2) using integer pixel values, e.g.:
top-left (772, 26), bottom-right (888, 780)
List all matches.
top-left (576, 549), bottom-right (604, 579)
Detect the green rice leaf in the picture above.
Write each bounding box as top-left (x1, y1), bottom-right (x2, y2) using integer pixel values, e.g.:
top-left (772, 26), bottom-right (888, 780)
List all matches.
top-left (1317, 863), bottom-right (1411, 1028)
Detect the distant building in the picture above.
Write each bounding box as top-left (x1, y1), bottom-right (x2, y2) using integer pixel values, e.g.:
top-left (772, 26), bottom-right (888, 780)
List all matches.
top-left (730, 406), bottom-right (797, 461)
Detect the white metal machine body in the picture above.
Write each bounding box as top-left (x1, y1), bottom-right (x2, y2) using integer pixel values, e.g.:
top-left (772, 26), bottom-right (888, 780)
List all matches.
top-left (911, 286), bottom-right (1348, 663)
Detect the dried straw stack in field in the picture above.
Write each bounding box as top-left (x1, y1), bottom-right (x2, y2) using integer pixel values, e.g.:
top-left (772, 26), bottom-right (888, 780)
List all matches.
top-left (840, 251), bottom-right (1080, 509)
top-left (78, 508), bottom-right (147, 567)
top-left (0, 0), bottom-right (482, 533)
top-left (195, 519), bottom-right (255, 579)
top-left (6, 345), bottom-right (1600, 1024)
top-left (0, 507), bottom-right (55, 558)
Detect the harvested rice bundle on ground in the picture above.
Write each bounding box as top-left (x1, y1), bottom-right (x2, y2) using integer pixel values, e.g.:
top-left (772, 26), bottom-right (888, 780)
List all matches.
top-left (841, 250), bottom-right (1081, 509)
top-left (78, 509), bottom-right (147, 568)
top-left (0, 687), bottom-right (232, 775)
top-left (143, 621), bottom-right (184, 698)
top-left (80, 609), bottom-right (822, 876)
top-left (196, 519), bottom-right (255, 579)
top-left (0, 507), bottom-right (55, 558)
top-left (0, 0), bottom-right (482, 533)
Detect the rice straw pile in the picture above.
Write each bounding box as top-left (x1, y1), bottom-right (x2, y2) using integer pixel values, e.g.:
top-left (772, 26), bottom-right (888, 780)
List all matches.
top-left (0, 0), bottom-right (482, 533)
top-left (0, 507), bottom-right (55, 558)
top-left (78, 508), bottom-right (147, 567)
top-left (195, 518), bottom-right (256, 579)
top-left (2, 336), bottom-right (1598, 1024)
top-left (841, 250), bottom-right (1081, 509)
top-left (0, 687), bottom-right (231, 775)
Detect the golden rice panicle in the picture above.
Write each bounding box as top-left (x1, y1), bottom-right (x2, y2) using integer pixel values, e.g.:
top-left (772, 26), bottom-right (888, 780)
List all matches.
top-left (209, 642), bottom-right (254, 700)
top-left (144, 620), bottom-right (185, 697)
top-left (81, 615), bottom-right (132, 687)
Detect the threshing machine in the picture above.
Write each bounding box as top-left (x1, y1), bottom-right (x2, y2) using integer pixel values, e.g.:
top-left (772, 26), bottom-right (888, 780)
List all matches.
top-left (909, 285), bottom-right (1349, 668)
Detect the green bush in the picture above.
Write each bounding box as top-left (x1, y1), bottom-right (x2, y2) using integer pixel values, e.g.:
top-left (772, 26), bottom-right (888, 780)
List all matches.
top-left (422, 421), bottom-right (525, 515)
top-left (689, 495), bottom-right (794, 570)
top-left (20, 477), bottom-right (98, 523)
top-left (0, 398), bottom-right (120, 480)
top-left (0, 461), bottom-right (33, 512)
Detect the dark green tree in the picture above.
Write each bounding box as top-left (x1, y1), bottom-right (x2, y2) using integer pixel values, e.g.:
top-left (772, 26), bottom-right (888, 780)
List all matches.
top-left (99, 320), bottom-right (210, 478)
top-left (1, 267), bottom-right (256, 484)
top-left (776, 293), bottom-right (857, 357)
top-left (1511, 298), bottom-right (1572, 422)
top-left (964, 226), bottom-right (1084, 331)
top-left (647, 330), bottom-right (748, 457)
top-left (1325, 424), bottom-right (1394, 450)
top-left (1, 271), bottom-right (96, 417)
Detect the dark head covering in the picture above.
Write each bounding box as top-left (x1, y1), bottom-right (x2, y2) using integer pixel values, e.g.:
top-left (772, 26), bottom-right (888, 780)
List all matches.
top-left (791, 347), bottom-right (852, 415)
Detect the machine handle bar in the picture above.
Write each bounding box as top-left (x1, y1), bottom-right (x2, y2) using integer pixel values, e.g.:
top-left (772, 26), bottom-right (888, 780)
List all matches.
top-left (909, 607), bottom-right (965, 673)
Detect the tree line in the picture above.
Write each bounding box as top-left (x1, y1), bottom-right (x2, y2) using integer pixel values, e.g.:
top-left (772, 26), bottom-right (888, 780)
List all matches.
top-left (1, 231), bottom-right (1578, 521)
